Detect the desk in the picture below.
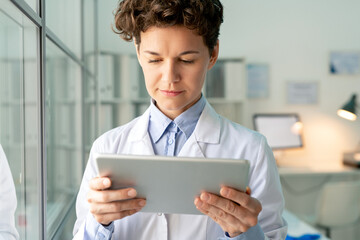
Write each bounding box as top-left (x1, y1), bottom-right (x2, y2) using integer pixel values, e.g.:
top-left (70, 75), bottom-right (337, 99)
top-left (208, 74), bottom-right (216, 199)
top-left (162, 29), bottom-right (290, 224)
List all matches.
top-left (279, 165), bottom-right (360, 240)
top-left (278, 164), bottom-right (360, 177)
top-left (278, 164), bottom-right (360, 213)
top-left (283, 209), bottom-right (329, 240)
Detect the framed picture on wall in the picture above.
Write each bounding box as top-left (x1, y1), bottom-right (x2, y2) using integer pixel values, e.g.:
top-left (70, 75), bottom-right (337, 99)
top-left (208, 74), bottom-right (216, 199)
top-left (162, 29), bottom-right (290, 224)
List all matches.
top-left (329, 51), bottom-right (360, 75)
top-left (287, 81), bottom-right (318, 104)
top-left (246, 63), bottom-right (269, 99)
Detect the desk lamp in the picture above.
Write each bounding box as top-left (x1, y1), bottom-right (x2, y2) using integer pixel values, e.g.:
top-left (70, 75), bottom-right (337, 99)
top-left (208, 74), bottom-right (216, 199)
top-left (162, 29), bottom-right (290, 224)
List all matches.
top-left (337, 94), bottom-right (357, 121)
top-left (337, 94), bottom-right (360, 167)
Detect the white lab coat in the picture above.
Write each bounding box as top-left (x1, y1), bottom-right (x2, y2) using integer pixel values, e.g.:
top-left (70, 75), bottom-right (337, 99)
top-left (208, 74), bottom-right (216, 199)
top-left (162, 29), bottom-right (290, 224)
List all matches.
top-left (73, 100), bottom-right (287, 240)
top-left (0, 145), bottom-right (19, 240)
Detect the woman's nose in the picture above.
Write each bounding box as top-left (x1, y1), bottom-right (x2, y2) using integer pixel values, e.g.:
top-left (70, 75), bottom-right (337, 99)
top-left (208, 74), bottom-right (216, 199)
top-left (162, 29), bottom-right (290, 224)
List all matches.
top-left (161, 61), bottom-right (180, 83)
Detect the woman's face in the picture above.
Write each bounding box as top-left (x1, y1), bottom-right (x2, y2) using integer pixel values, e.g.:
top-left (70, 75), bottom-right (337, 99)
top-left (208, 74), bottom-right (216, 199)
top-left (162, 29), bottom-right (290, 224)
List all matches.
top-left (136, 25), bottom-right (219, 119)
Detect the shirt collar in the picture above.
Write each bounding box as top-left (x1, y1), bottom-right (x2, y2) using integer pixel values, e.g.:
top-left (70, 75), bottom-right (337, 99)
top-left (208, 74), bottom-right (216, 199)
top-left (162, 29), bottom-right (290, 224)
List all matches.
top-left (149, 100), bottom-right (172, 143)
top-left (174, 95), bottom-right (206, 139)
top-left (148, 95), bottom-right (206, 142)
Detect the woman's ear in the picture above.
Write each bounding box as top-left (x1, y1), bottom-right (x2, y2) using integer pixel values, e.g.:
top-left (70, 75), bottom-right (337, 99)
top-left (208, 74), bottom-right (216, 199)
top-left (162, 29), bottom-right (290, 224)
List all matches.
top-left (208, 40), bottom-right (219, 70)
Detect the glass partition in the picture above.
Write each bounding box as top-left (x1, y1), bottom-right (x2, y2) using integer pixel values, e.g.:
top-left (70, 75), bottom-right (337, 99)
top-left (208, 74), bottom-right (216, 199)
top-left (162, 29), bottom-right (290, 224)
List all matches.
top-left (84, 0), bottom-right (96, 73)
top-left (1, 0), bottom-right (97, 238)
top-left (24, 0), bottom-right (39, 13)
top-left (0, 2), bottom-right (40, 239)
top-left (45, 39), bottom-right (83, 239)
top-left (46, 0), bottom-right (81, 57)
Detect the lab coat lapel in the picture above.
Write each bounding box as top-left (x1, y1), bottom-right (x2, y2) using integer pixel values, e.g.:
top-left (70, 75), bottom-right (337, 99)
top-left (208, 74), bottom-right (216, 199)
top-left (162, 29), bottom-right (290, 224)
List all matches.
top-left (178, 101), bottom-right (221, 158)
top-left (126, 107), bottom-right (155, 155)
top-left (178, 133), bottom-right (205, 157)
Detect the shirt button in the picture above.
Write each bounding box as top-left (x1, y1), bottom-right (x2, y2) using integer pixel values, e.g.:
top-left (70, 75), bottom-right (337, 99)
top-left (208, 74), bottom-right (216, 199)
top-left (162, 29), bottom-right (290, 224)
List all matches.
top-left (157, 213), bottom-right (162, 216)
top-left (168, 139), bottom-right (174, 144)
top-left (171, 122), bottom-right (176, 128)
top-left (98, 233), bottom-right (105, 239)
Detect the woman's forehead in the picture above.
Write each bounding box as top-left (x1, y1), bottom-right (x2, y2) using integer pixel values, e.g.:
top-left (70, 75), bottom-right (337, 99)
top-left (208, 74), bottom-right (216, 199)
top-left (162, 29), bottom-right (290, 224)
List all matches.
top-left (139, 26), bottom-right (208, 53)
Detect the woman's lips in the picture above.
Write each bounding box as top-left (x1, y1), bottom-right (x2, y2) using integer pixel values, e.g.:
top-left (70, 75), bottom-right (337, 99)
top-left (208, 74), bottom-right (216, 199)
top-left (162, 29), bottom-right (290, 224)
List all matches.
top-left (160, 90), bottom-right (183, 96)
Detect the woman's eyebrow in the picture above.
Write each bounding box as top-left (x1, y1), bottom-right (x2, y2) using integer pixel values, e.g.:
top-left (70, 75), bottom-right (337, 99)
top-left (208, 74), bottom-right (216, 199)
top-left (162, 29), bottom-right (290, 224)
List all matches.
top-left (143, 51), bottom-right (160, 56)
top-left (179, 50), bottom-right (200, 55)
top-left (143, 50), bottom-right (200, 56)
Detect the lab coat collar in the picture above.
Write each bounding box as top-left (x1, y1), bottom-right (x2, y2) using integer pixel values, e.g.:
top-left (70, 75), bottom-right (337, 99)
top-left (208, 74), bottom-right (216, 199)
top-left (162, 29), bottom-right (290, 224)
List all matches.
top-left (126, 107), bottom-right (155, 155)
top-left (128, 107), bottom-right (151, 142)
top-left (192, 100), bottom-right (221, 144)
top-left (127, 99), bottom-right (221, 156)
top-left (177, 101), bottom-right (221, 158)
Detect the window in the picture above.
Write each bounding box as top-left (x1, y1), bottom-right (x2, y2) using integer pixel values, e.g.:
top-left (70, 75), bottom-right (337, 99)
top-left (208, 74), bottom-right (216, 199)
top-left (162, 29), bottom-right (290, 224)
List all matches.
top-left (0, 1), bottom-right (40, 239)
top-left (0, 0), bottom-right (97, 239)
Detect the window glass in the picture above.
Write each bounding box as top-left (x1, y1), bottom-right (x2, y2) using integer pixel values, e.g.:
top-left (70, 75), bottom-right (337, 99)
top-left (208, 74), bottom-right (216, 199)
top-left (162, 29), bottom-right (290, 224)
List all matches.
top-left (45, 39), bottom-right (82, 238)
top-left (84, 75), bottom-right (97, 161)
top-left (46, 0), bottom-right (81, 57)
top-left (84, 0), bottom-right (96, 73)
top-left (0, 2), bottom-right (40, 239)
top-left (24, 0), bottom-right (39, 14)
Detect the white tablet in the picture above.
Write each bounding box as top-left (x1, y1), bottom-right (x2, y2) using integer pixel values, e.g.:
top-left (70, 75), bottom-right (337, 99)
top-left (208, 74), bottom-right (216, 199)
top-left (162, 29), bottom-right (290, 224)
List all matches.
top-left (95, 154), bottom-right (250, 215)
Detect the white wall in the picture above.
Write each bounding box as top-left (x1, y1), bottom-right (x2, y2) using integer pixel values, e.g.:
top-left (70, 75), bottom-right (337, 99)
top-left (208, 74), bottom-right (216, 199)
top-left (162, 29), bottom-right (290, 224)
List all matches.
top-left (98, 0), bottom-right (360, 167)
top-left (98, 0), bottom-right (135, 54)
top-left (219, 0), bottom-right (360, 167)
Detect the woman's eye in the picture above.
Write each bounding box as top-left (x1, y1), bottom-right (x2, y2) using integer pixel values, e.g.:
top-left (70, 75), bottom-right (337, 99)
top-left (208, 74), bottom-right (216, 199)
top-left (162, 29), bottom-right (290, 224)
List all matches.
top-left (181, 59), bottom-right (194, 64)
top-left (148, 59), bottom-right (161, 63)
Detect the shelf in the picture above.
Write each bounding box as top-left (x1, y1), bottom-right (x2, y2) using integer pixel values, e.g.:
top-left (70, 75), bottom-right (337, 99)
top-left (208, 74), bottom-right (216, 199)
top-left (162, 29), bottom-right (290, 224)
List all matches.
top-left (52, 143), bottom-right (82, 151)
top-left (100, 98), bottom-right (128, 104)
top-left (0, 100), bottom-right (37, 106)
top-left (1, 143), bottom-right (38, 149)
top-left (100, 98), bottom-right (150, 105)
top-left (53, 99), bottom-right (78, 105)
top-left (84, 98), bottom-right (96, 104)
top-left (131, 98), bottom-right (150, 104)
top-left (207, 98), bottom-right (243, 104)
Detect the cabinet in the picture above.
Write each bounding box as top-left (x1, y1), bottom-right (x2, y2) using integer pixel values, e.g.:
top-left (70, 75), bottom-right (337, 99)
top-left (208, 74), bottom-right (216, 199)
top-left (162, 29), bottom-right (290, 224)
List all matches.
top-left (205, 58), bottom-right (246, 124)
top-left (97, 53), bottom-right (149, 130)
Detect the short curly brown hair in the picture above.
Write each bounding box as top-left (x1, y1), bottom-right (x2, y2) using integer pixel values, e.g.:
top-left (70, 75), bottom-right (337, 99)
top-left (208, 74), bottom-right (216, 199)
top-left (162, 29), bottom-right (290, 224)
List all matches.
top-left (113, 0), bottom-right (223, 54)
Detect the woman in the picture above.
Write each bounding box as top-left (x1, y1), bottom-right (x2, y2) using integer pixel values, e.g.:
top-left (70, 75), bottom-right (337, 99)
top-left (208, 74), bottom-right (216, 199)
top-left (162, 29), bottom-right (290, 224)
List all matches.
top-left (0, 144), bottom-right (19, 240)
top-left (73, 0), bottom-right (287, 239)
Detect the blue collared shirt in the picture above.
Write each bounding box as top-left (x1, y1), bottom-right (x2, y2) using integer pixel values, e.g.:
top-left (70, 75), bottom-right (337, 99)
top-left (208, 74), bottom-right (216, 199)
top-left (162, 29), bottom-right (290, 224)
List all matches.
top-left (148, 95), bottom-right (205, 157)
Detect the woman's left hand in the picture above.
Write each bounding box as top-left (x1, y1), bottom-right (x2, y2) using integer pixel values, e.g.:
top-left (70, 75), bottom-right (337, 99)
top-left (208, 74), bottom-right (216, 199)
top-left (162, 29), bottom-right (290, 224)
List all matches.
top-left (194, 186), bottom-right (262, 238)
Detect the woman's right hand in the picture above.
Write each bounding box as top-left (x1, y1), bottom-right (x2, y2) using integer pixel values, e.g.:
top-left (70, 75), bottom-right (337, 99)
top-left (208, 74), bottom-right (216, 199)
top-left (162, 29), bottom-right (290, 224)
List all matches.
top-left (87, 177), bottom-right (146, 225)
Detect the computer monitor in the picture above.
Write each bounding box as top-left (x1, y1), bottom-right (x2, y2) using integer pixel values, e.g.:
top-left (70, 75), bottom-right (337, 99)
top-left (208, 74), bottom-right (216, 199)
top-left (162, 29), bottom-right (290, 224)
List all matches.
top-left (253, 114), bottom-right (303, 150)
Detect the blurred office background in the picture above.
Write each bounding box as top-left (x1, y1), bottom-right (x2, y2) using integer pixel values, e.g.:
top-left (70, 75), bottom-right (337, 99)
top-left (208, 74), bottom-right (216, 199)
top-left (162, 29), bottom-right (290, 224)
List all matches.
top-left (1, 0), bottom-right (360, 239)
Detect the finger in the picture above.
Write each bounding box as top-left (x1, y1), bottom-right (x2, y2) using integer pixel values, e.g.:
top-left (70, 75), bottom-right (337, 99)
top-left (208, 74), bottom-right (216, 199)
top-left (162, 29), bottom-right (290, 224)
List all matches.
top-left (89, 199), bottom-right (146, 215)
top-left (196, 195), bottom-right (244, 223)
top-left (246, 186), bottom-right (251, 195)
top-left (199, 192), bottom-right (258, 227)
top-left (194, 198), bottom-right (248, 234)
top-left (194, 197), bottom-right (209, 215)
top-left (94, 209), bottom-right (141, 225)
top-left (220, 187), bottom-right (262, 214)
top-left (87, 188), bottom-right (138, 203)
top-left (206, 210), bottom-right (246, 236)
top-left (200, 192), bottom-right (242, 216)
top-left (89, 177), bottom-right (112, 190)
